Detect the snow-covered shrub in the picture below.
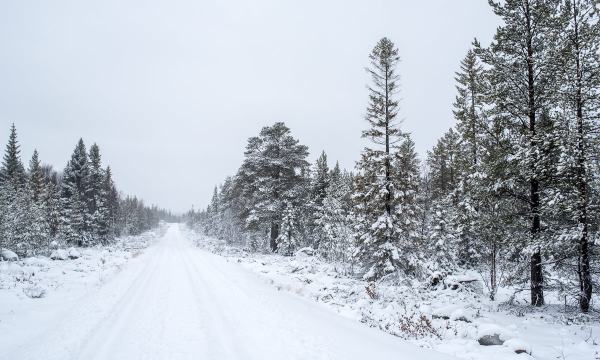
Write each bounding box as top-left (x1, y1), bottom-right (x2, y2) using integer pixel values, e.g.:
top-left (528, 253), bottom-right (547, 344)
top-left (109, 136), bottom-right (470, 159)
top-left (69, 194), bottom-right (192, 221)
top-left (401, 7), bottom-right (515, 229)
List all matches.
top-left (50, 249), bottom-right (68, 260)
top-left (67, 248), bottom-right (81, 259)
top-left (398, 311), bottom-right (441, 340)
top-left (23, 285), bottom-right (46, 299)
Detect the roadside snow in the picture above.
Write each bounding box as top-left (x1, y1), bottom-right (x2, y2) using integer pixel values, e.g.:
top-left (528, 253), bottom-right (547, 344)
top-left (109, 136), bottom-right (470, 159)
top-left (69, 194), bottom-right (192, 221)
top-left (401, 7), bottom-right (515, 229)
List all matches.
top-left (188, 230), bottom-right (600, 360)
top-left (0, 227), bottom-right (162, 353)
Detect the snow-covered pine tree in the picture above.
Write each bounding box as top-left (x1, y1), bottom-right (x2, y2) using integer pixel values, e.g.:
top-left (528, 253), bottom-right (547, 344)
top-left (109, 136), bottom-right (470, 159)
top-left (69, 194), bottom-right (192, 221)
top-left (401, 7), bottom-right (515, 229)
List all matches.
top-left (451, 47), bottom-right (488, 268)
top-left (316, 162), bottom-right (353, 263)
top-left (0, 125), bottom-right (27, 252)
top-left (43, 174), bottom-right (61, 241)
top-left (25, 150), bottom-right (49, 254)
top-left (551, 0), bottom-right (600, 313)
top-left (479, 0), bottom-right (561, 306)
top-left (236, 123), bottom-right (309, 252)
top-left (0, 124), bottom-right (26, 189)
top-left (427, 128), bottom-right (460, 200)
top-left (391, 136), bottom-right (423, 275)
top-left (61, 139), bottom-right (92, 246)
top-left (352, 37), bottom-right (414, 281)
top-left (276, 202), bottom-right (298, 256)
top-left (102, 166), bottom-right (120, 238)
top-left (309, 151), bottom-right (330, 249)
top-left (425, 131), bottom-right (459, 270)
top-left (28, 150), bottom-right (44, 203)
top-left (87, 144), bottom-right (109, 243)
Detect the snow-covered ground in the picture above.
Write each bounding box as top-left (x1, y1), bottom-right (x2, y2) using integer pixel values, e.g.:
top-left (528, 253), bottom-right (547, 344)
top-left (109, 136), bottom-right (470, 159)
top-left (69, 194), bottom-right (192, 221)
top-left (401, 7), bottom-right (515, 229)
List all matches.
top-left (187, 230), bottom-right (600, 360)
top-left (0, 223), bottom-right (456, 360)
top-left (0, 226), bottom-right (163, 359)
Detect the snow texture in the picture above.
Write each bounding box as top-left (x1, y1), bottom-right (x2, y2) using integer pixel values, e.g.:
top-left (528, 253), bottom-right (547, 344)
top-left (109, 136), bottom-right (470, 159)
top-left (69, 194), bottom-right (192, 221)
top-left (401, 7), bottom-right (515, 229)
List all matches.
top-left (192, 230), bottom-right (600, 360)
top-left (0, 224), bottom-right (454, 360)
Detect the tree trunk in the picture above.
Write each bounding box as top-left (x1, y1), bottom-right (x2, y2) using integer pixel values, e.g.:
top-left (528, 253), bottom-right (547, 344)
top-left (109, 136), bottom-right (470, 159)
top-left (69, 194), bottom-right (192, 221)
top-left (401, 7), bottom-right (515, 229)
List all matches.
top-left (490, 241), bottom-right (497, 301)
top-left (525, 0), bottom-right (544, 307)
top-left (572, 3), bottom-right (592, 313)
top-left (384, 64), bottom-right (392, 219)
top-left (270, 222), bottom-right (279, 252)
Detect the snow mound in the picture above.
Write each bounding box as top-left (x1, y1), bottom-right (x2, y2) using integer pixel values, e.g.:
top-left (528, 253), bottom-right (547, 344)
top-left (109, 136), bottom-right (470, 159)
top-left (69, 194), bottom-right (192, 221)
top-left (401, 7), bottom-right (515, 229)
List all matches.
top-left (450, 308), bottom-right (472, 323)
top-left (503, 338), bottom-right (531, 354)
top-left (432, 305), bottom-right (472, 322)
top-left (23, 285), bottom-right (46, 299)
top-left (50, 249), bottom-right (68, 260)
top-left (477, 324), bottom-right (513, 345)
top-left (295, 247), bottom-right (315, 257)
top-left (23, 257), bottom-right (50, 267)
top-left (1, 248), bottom-right (19, 261)
top-left (68, 248), bottom-right (81, 259)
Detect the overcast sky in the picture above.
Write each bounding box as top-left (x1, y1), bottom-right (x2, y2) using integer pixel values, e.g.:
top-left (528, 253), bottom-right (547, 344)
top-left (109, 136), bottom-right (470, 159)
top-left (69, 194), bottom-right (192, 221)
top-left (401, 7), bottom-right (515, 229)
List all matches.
top-left (0, 1), bottom-right (500, 213)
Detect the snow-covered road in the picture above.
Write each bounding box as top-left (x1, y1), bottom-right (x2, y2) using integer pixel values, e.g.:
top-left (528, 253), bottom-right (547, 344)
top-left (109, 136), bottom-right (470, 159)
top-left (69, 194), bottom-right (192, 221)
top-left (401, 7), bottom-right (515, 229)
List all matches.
top-left (5, 224), bottom-right (453, 360)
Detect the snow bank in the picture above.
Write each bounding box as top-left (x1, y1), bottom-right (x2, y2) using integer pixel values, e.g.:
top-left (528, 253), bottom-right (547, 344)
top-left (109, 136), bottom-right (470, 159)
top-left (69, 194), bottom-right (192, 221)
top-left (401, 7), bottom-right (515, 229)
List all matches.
top-left (1, 248), bottom-right (18, 261)
top-left (191, 229), bottom-right (600, 360)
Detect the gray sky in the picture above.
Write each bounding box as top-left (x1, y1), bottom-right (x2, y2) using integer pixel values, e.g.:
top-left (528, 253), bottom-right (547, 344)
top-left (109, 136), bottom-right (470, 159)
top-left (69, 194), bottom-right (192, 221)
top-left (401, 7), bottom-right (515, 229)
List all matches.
top-left (0, 1), bottom-right (499, 213)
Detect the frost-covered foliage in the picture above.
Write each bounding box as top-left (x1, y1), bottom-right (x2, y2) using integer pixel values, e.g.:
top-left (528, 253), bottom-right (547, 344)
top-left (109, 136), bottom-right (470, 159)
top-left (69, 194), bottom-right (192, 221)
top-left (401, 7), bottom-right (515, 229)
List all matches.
top-left (0, 124), bottom-right (174, 259)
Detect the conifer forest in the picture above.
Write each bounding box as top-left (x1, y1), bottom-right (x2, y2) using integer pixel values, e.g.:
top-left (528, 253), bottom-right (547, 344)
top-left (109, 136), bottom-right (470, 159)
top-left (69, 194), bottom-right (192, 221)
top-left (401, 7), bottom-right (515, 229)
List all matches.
top-left (1, 1), bottom-right (599, 360)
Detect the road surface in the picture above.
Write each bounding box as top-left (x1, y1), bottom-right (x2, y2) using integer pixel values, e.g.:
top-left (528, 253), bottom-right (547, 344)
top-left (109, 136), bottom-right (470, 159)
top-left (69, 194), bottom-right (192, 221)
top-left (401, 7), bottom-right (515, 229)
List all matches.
top-left (5, 224), bottom-right (452, 360)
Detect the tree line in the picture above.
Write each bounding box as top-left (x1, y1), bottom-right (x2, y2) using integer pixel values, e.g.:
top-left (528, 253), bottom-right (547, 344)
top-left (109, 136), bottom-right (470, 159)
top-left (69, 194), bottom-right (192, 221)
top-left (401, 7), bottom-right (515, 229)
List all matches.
top-left (187, 0), bottom-right (599, 313)
top-left (0, 124), bottom-right (174, 257)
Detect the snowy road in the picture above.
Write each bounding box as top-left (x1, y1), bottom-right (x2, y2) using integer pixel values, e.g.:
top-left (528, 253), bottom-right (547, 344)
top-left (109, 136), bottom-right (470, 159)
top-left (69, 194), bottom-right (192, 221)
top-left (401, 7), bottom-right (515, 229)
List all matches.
top-left (5, 224), bottom-right (453, 360)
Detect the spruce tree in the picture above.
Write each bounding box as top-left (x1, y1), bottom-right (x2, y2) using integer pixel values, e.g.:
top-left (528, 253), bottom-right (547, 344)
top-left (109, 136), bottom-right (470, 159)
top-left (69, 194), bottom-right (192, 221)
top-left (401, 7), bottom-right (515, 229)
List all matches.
top-left (88, 144), bottom-right (109, 243)
top-left (453, 47), bottom-right (486, 170)
top-left (277, 202), bottom-right (298, 256)
top-left (28, 150), bottom-right (44, 203)
top-left (353, 37), bottom-right (417, 280)
top-left (309, 151), bottom-right (330, 249)
top-left (316, 162), bottom-right (353, 262)
top-left (61, 139), bottom-right (91, 246)
top-left (102, 166), bottom-right (120, 238)
top-left (451, 48), bottom-right (489, 268)
top-left (0, 124), bottom-right (26, 189)
top-left (0, 125), bottom-right (27, 251)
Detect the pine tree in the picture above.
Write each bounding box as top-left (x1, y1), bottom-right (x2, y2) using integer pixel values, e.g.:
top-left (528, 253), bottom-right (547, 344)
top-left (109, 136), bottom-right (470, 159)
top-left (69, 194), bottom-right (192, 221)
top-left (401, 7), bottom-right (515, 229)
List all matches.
top-left (353, 37), bottom-right (418, 281)
top-left (28, 150), bottom-right (44, 203)
top-left (43, 179), bottom-right (61, 240)
top-left (236, 122), bottom-right (309, 252)
top-left (552, 0), bottom-right (600, 313)
top-left (277, 202), bottom-right (298, 256)
top-left (391, 136), bottom-right (423, 273)
top-left (61, 139), bottom-right (91, 246)
top-left (451, 48), bottom-right (489, 268)
top-left (479, 0), bottom-right (561, 307)
top-left (316, 162), bottom-right (353, 262)
top-left (454, 47), bottom-right (486, 170)
top-left (25, 150), bottom-right (49, 254)
top-left (427, 128), bottom-right (460, 200)
top-left (309, 151), bottom-right (330, 249)
top-left (0, 124), bottom-right (26, 189)
top-left (102, 166), bottom-right (120, 238)
top-left (0, 125), bottom-right (27, 252)
top-left (87, 144), bottom-right (109, 243)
